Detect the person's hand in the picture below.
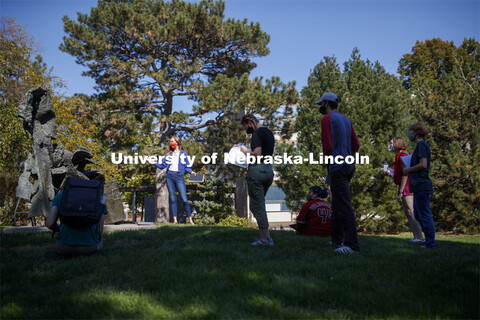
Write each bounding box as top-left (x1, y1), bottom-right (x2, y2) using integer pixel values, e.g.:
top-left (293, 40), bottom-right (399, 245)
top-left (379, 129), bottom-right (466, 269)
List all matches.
top-left (191, 171), bottom-right (196, 176)
top-left (397, 192), bottom-right (403, 202)
top-left (240, 145), bottom-right (249, 154)
top-left (403, 167), bottom-right (409, 174)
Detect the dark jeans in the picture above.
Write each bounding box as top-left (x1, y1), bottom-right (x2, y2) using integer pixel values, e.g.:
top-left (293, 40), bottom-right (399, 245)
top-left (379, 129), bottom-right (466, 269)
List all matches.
top-left (247, 164), bottom-right (274, 229)
top-left (330, 164), bottom-right (360, 251)
top-left (166, 171), bottom-right (191, 218)
top-left (413, 191), bottom-right (435, 248)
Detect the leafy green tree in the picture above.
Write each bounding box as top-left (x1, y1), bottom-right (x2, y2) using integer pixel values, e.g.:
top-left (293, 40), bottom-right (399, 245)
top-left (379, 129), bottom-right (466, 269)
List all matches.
top-left (60, 0), bottom-right (298, 219)
top-left (399, 38), bottom-right (480, 233)
top-left (0, 18), bottom-right (111, 224)
top-left (191, 73), bottom-right (298, 187)
top-left (60, 0), bottom-right (271, 148)
top-left (0, 18), bottom-right (64, 223)
top-left (276, 49), bottom-right (414, 233)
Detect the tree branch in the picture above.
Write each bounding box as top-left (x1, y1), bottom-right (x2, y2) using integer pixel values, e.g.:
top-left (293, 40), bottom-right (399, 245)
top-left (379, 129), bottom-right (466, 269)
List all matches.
top-left (173, 119), bottom-right (215, 132)
top-left (453, 55), bottom-right (475, 93)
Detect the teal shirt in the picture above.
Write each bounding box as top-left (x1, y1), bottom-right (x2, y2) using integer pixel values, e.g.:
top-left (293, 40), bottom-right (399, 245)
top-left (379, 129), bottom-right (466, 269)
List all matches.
top-left (52, 191), bottom-right (108, 246)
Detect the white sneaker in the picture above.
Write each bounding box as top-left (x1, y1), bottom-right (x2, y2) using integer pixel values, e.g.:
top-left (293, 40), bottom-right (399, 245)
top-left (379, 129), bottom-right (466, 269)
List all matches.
top-left (410, 238), bottom-right (425, 243)
top-left (334, 245), bottom-right (355, 253)
top-left (251, 238), bottom-right (274, 246)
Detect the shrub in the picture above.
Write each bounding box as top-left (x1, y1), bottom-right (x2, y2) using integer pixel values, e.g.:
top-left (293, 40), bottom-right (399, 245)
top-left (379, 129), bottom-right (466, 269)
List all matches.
top-left (192, 212), bottom-right (215, 225)
top-left (218, 215), bottom-right (256, 228)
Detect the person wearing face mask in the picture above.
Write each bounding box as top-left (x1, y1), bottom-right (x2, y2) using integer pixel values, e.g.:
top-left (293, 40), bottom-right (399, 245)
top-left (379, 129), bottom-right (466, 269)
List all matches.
top-left (386, 137), bottom-right (424, 242)
top-left (402, 123), bottom-right (435, 248)
top-left (316, 92), bottom-right (360, 253)
top-left (238, 114), bottom-right (275, 246)
top-left (155, 136), bottom-right (196, 225)
top-left (291, 186), bottom-right (332, 237)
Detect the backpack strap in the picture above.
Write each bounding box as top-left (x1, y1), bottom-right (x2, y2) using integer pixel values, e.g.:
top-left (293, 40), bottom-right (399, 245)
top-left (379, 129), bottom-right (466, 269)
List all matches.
top-left (397, 150), bottom-right (409, 163)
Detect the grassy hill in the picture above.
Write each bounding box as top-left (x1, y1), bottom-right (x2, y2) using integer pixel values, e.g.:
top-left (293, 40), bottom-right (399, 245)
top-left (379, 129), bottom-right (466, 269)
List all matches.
top-left (1, 225), bottom-right (478, 319)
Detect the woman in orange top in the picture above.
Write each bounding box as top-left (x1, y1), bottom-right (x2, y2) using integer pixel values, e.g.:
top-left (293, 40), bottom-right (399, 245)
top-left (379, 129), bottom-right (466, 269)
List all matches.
top-left (389, 137), bottom-right (424, 242)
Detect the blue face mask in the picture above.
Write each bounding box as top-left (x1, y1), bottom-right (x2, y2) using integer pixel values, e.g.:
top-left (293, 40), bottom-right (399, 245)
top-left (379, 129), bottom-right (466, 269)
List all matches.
top-left (306, 194), bottom-right (312, 201)
top-left (388, 140), bottom-right (394, 152)
top-left (407, 130), bottom-right (416, 142)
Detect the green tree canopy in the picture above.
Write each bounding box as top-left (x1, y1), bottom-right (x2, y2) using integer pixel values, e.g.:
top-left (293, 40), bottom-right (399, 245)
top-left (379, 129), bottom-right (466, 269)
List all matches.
top-left (0, 17), bottom-right (60, 223)
top-left (60, 0), bottom-right (275, 148)
top-left (60, 0), bottom-right (299, 220)
top-left (0, 18), bottom-right (111, 224)
top-left (276, 49), bottom-right (414, 233)
top-left (399, 38), bottom-right (480, 233)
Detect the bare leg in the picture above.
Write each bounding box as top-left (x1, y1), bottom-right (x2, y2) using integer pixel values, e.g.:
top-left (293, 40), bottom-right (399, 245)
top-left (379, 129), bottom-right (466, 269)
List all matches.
top-left (259, 228), bottom-right (270, 242)
top-left (402, 195), bottom-right (423, 239)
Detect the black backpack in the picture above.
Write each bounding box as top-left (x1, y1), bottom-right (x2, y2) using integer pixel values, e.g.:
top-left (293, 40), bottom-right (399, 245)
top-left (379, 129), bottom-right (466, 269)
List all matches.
top-left (59, 177), bottom-right (105, 228)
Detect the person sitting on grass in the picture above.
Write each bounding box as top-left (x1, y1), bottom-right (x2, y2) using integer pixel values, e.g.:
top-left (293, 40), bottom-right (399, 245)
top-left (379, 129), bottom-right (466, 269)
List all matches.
top-left (290, 186), bottom-right (332, 237)
top-left (46, 171), bottom-right (108, 256)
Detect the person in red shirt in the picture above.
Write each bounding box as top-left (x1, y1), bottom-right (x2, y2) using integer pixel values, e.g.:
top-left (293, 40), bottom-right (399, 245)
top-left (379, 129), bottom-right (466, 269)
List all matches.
top-left (387, 137), bottom-right (424, 242)
top-left (291, 186), bottom-right (331, 237)
top-left (317, 92), bottom-right (360, 253)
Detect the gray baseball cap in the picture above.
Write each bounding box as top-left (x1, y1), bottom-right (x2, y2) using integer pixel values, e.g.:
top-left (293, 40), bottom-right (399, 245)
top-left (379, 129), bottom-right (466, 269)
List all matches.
top-left (314, 92), bottom-right (339, 105)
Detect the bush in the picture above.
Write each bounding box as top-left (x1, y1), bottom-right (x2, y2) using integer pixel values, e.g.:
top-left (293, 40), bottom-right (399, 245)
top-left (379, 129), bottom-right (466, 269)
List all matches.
top-left (218, 215), bottom-right (256, 228)
top-left (192, 168), bottom-right (235, 223)
top-left (192, 212), bottom-right (215, 225)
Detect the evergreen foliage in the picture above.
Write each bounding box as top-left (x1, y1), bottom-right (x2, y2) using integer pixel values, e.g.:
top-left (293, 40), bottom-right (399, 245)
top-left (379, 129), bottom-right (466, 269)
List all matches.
top-left (192, 167), bottom-right (234, 223)
top-left (276, 49), bottom-right (415, 233)
top-left (399, 38), bottom-right (480, 233)
top-left (60, 0), bottom-right (298, 216)
top-left (59, 0), bottom-right (294, 149)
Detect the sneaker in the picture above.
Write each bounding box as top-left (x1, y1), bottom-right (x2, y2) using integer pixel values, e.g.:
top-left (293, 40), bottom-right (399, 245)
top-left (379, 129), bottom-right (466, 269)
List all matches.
top-left (334, 245), bottom-right (355, 253)
top-left (251, 239), bottom-right (272, 246)
top-left (267, 237), bottom-right (274, 246)
top-left (410, 238), bottom-right (425, 243)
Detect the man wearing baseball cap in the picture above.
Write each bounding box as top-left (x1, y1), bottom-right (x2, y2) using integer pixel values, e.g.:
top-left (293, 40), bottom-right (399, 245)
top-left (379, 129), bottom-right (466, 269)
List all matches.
top-left (316, 92), bottom-right (360, 253)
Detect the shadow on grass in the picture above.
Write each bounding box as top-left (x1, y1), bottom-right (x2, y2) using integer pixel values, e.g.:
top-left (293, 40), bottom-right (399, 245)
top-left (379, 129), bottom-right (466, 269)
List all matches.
top-left (1, 227), bottom-right (479, 319)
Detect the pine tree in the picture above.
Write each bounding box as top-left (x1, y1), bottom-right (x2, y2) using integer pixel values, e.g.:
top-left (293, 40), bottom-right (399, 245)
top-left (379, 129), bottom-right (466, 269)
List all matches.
top-left (399, 38), bottom-right (480, 233)
top-left (60, 0), bottom-right (298, 220)
top-left (192, 168), bottom-right (233, 225)
top-left (276, 49), bottom-right (414, 233)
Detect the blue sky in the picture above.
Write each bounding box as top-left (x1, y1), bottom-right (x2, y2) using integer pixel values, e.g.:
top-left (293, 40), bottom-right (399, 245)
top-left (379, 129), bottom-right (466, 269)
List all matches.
top-left (2, 0), bottom-right (479, 100)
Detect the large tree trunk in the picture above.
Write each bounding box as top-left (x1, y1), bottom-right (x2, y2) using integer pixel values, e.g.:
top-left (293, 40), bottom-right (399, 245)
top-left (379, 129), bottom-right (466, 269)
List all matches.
top-left (155, 168), bottom-right (169, 223)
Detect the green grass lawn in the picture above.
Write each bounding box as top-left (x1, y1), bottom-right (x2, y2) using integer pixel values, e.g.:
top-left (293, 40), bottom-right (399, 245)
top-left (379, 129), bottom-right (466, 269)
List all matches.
top-left (1, 225), bottom-right (479, 319)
